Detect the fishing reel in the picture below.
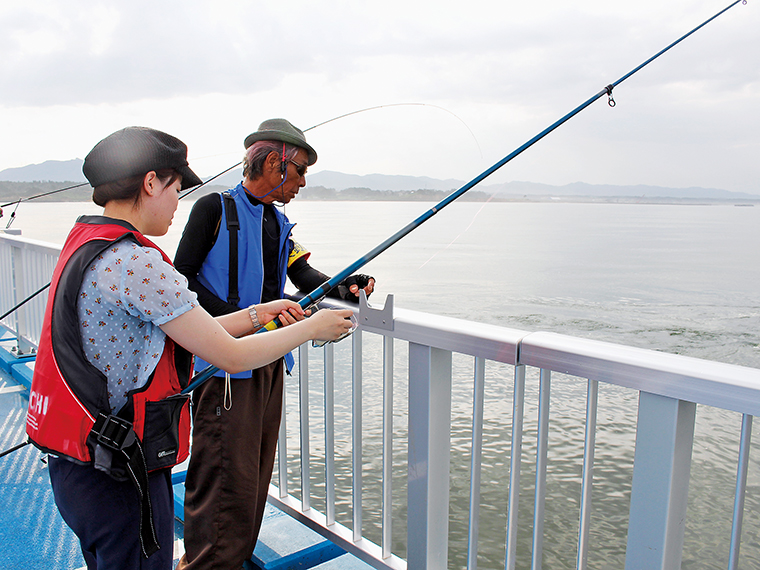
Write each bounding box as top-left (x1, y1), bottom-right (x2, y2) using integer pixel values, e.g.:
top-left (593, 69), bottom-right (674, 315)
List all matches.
top-left (308, 302), bottom-right (358, 348)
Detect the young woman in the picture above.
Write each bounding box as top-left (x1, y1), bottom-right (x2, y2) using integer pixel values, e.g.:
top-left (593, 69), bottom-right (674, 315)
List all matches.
top-left (25, 126), bottom-right (353, 570)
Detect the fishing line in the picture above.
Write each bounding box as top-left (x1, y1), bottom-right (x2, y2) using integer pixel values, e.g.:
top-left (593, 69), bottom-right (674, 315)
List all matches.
top-left (1, 102), bottom-right (475, 323)
top-left (417, 192), bottom-right (497, 270)
top-left (0, 103), bottom-right (485, 457)
top-left (179, 102), bottom-right (482, 201)
top-left (3, 102), bottom-right (478, 214)
top-left (306, 103), bottom-right (483, 159)
top-left (183, 0), bottom-right (747, 394)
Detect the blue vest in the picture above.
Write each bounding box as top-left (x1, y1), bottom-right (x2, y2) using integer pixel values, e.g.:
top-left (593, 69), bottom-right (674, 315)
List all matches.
top-left (195, 184), bottom-right (295, 377)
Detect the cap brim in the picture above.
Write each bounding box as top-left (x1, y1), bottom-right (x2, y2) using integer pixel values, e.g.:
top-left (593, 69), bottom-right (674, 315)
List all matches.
top-left (177, 165), bottom-right (202, 190)
top-left (244, 132), bottom-right (318, 165)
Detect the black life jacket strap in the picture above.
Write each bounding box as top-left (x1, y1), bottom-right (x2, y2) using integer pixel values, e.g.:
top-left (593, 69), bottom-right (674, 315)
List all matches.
top-left (222, 191), bottom-right (240, 306)
top-left (90, 413), bottom-right (161, 558)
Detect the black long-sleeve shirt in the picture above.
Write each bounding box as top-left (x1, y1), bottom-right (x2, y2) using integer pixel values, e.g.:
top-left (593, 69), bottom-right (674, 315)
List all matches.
top-left (174, 192), bottom-right (337, 317)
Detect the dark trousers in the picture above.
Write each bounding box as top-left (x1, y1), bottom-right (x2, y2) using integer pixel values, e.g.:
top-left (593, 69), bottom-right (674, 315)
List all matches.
top-left (181, 359), bottom-right (284, 569)
top-left (48, 455), bottom-right (174, 570)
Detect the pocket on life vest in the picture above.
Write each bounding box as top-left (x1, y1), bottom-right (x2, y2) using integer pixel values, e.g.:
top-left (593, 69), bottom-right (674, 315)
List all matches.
top-left (143, 394), bottom-right (190, 471)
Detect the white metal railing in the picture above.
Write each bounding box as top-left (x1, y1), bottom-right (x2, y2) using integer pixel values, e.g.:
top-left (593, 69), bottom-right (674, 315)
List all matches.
top-left (3, 232), bottom-right (760, 570)
top-left (0, 233), bottom-right (60, 354)
top-left (270, 293), bottom-right (760, 570)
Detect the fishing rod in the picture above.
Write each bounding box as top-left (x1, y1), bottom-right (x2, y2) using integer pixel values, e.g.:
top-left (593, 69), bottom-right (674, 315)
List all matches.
top-left (183, 0), bottom-right (747, 394)
top-left (179, 162), bottom-right (241, 200)
top-left (0, 105), bottom-right (481, 462)
top-left (0, 440), bottom-right (30, 460)
top-left (1, 103), bottom-right (477, 213)
top-left (1, 182), bottom-right (91, 229)
top-left (0, 283), bottom-right (50, 322)
top-left (0, 182), bottom-right (90, 210)
top-left (0, 103), bottom-right (476, 324)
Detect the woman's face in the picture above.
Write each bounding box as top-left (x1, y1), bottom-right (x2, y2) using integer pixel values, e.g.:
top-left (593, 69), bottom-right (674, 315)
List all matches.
top-left (145, 173), bottom-right (182, 236)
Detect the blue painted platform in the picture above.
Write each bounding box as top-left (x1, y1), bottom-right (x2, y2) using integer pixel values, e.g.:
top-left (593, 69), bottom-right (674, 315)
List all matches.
top-left (0, 359), bottom-right (85, 569)
top-left (0, 330), bottom-right (374, 570)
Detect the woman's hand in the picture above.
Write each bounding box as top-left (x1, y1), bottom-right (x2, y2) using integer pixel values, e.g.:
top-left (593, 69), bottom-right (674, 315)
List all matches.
top-left (255, 299), bottom-right (307, 328)
top-left (163, 305), bottom-right (356, 375)
top-left (309, 308), bottom-right (355, 341)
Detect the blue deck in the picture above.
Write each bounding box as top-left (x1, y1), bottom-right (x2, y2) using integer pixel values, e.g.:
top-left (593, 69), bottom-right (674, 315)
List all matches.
top-left (0, 332), bottom-right (371, 570)
top-left (0, 333), bottom-right (86, 569)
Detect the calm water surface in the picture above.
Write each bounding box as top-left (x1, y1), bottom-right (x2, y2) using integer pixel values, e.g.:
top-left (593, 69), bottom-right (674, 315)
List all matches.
top-left (9, 200), bottom-right (760, 569)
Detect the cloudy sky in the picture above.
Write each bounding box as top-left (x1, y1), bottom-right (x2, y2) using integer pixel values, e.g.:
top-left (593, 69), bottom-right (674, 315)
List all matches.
top-left (1, 0), bottom-right (758, 193)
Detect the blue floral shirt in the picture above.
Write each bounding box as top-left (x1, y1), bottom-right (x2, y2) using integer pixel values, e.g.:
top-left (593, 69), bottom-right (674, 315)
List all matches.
top-left (77, 241), bottom-right (198, 413)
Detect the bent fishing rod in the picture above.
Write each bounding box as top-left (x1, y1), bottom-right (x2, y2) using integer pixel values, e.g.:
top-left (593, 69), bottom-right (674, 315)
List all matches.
top-left (178, 102), bottom-right (479, 201)
top-left (0, 104), bottom-right (471, 322)
top-left (0, 104), bottom-right (478, 460)
top-left (183, 0), bottom-right (747, 394)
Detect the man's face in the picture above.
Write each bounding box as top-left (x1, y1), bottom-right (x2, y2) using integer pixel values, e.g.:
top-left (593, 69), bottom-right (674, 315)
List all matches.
top-left (266, 147), bottom-right (309, 204)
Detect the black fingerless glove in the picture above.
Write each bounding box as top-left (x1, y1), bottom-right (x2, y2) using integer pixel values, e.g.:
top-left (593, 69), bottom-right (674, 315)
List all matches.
top-left (337, 274), bottom-right (374, 302)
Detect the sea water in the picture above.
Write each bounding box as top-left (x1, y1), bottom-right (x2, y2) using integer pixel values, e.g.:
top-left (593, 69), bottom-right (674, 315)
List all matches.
top-left (7, 200), bottom-right (760, 569)
top-left (12, 200), bottom-right (759, 366)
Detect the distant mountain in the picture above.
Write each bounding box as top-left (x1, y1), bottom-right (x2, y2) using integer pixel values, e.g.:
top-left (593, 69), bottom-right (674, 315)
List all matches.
top-left (2, 160), bottom-right (758, 200)
top-left (308, 171), bottom-right (759, 200)
top-left (206, 169), bottom-right (464, 192)
top-left (307, 170), bottom-right (464, 192)
top-left (0, 158), bottom-right (245, 187)
top-left (478, 180), bottom-right (758, 200)
top-left (0, 159), bottom-right (87, 182)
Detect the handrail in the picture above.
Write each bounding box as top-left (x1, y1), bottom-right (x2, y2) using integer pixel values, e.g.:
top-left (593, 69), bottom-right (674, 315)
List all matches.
top-left (519, 331), bottom-right (760, 416)
top-left (3, 232), bottom-right (760, 570)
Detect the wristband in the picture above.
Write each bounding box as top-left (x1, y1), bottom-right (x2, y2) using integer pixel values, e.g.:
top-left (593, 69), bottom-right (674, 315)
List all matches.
top-left (248, 304), bottom-right (260, 329)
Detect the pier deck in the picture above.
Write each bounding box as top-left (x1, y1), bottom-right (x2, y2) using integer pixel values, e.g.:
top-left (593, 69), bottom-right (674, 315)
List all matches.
top-left (1, 332), bottom-right (368, 570)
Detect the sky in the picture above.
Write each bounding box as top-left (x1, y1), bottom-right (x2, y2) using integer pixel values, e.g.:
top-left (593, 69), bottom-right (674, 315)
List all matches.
top-left (1, 0), bottom-right (758, 194)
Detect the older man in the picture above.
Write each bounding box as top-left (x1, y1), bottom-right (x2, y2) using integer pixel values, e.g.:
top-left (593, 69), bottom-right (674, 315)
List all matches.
top-left (174, 119), bottom-right (374, 569)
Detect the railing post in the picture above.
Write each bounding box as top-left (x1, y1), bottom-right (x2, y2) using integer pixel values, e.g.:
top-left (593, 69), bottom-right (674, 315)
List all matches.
top-left (277, 367), bottom-right (289, 498)
top-left (505, 365), bottom-right (526, 570)
top-left (728, 414), bottom-right (753, 570)
top-left (382, 335), bottom-right (394, 558)
top-left (324, 343), bottom-right (336, 525)
top-left (531, 369), bottom-right (551, 570)
top-left (625, 391), bottom-right (696, 570)
top-left (407, 342), bottom-right (452, 570)
top-left (352, 328), bottom-right (363, 542)
top-left (577, 378), bottom-right (599, 570)
top-left (467, 357), bottom-right (486, 570)
top-left (0, 238), bottom-right (14, 331)
top-left (11, 243), bottom-right (35, 355)
top-left (299, 343), bottom-right (311, 511)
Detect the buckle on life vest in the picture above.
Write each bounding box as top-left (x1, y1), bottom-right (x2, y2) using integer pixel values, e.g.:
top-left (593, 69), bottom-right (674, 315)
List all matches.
top-left (90, 412), bottom-right (161, 557)
top-left (92, 413), bottom-right (136, 451)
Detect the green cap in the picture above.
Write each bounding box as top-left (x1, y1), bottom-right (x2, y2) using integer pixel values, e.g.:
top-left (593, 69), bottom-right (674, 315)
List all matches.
top-left (244, 118), bottom-right (317, 165)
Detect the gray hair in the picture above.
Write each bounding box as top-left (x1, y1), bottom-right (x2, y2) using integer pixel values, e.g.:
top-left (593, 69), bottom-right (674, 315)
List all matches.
top-left (243, 141), bottom-right (300, 180)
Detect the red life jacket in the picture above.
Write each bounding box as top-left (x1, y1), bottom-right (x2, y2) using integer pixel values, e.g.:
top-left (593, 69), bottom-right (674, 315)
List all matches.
top-left (26, 216), bottom-right (192, 471)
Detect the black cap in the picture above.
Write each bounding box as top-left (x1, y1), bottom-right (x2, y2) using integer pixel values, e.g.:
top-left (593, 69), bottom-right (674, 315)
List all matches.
top-left (83, 126), bottom-right (202, 190)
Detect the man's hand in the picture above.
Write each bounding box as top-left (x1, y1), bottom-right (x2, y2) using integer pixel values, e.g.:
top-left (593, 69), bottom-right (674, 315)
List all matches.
top-left (340, 274), bottom-right (375, 301)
